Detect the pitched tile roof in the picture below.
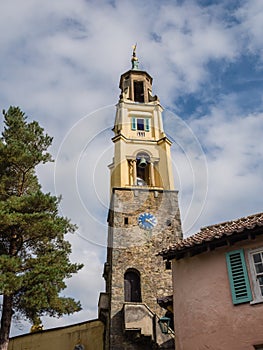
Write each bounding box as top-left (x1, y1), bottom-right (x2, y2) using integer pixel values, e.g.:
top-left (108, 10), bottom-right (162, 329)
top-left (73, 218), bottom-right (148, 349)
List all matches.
top-left (160, 212), bottom-right (263, 260)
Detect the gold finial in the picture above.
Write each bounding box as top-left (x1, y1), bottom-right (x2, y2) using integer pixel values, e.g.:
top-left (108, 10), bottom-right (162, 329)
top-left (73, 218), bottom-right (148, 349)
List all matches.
top-left (132, 44), bottom-right (137, 56)
top-left (131, 43), bottom-right (139, 70)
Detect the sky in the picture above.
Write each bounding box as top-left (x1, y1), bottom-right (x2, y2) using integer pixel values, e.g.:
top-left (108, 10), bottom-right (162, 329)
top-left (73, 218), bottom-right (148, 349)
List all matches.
top-left (1, 0), bottom-right (263, 336)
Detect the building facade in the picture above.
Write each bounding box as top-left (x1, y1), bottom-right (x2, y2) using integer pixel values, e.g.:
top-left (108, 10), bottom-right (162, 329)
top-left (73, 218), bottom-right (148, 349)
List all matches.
top-left (99, 49), bottom-right (182, 349)
top-left (8, 319), bottom-right (104, 350)
top-left (160, 212), bottom-right (263, 350)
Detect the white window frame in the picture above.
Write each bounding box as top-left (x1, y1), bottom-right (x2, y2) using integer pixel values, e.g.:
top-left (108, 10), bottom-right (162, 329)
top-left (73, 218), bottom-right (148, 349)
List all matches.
top-left (248, 247), bottom-right (263, 304)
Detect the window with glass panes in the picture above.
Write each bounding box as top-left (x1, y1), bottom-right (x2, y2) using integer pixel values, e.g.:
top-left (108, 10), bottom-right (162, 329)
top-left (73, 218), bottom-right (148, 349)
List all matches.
top-left (137, 119), bottom-right (144, 130)
top-left (248, 247), bottom-right (263, 303)
top-left (131, 117), bottom-right (150, 132)
top-left (251, 250), bottom-right (263, 296)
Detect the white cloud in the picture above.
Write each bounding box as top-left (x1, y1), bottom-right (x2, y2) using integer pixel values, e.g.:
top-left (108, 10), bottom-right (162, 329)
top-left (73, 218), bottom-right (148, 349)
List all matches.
top-left (187, 95), bottom-right (263, 228)
top-left (142, 1), bottom-right (239, 101)
top-left (236, 0), bottom-right (263, 58)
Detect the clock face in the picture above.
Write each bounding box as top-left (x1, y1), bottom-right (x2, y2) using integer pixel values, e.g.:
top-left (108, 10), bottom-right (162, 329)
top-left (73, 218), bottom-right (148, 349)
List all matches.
top-left (138, 212), bottom-right (157, 230)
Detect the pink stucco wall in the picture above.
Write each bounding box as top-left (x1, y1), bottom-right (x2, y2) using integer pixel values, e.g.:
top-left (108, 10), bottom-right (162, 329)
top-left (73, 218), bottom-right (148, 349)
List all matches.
top-left (173, 236), bottom-right (263, 350)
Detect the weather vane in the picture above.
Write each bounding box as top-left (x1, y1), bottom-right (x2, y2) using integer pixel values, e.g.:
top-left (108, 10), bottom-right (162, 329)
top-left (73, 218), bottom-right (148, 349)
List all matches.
top-left (131, 43), bottom-right (139, 70)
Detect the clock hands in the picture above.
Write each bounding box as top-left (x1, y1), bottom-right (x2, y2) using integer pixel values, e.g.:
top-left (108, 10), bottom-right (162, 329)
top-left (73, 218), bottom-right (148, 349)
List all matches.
top-left (145, 218), bottom-right (155, 226)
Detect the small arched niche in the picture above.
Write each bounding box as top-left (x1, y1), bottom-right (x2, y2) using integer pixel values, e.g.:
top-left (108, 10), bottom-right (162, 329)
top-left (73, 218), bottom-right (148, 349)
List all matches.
top-left (124, 268), bottom-right (142, 302)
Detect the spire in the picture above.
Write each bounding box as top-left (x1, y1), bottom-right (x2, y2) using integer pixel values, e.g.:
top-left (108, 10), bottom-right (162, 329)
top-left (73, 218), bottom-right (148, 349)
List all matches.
top-left (131, 44), bottom-right (139, 70)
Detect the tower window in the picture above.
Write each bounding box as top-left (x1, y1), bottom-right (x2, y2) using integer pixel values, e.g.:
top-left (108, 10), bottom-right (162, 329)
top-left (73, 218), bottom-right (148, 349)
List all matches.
top-left (166, 219), bottom-right (172, 226)
top-left (165, 261), bottom-right (172, 270)
top-left (124, 217), bottom-right (129, 225)
top-left (131, 117), bottom-right (150, 132)
top-left (137, 119), bottom-right (144, 130)
top-left (124, 269), bottom-right (142, 302)
top-left (134, 81), bottom-right (144, 102)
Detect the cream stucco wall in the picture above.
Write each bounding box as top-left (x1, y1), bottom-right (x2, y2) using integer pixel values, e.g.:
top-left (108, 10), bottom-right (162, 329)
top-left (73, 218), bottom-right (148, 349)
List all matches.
top-left (8, 319), bottom-right (104, 350)
top-left (110, 93), bottom-right (175, 191)
top-left (172, 236), bottom-right (263, 350)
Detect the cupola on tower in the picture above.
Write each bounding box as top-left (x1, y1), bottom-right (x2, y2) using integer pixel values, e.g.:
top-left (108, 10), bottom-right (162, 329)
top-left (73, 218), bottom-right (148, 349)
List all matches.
top-left (99, 46), bottom-right (182, 350)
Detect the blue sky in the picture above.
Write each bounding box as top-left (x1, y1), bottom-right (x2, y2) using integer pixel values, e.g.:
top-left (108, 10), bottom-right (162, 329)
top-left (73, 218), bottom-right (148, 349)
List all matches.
top-left (1, 0), bottom-right (263, 336)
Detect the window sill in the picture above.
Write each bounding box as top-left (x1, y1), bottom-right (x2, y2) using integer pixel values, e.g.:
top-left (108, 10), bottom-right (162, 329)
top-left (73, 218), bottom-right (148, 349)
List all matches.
top-left (250, 299), bottom-right (263, 305)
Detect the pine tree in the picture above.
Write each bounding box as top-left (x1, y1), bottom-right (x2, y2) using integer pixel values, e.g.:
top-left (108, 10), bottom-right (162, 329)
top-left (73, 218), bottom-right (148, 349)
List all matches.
top-left (0, 107), bottom-right (83, 350)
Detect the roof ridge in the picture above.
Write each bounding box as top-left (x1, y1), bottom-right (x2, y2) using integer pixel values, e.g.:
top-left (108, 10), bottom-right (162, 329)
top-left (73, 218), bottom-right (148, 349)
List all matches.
top-left (160, 211), bottom-right (263, 258)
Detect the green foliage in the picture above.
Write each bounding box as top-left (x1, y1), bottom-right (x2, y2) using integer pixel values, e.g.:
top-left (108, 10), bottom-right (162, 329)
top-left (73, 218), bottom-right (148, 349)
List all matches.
top-left (0, 107), bottom-right (83, 328)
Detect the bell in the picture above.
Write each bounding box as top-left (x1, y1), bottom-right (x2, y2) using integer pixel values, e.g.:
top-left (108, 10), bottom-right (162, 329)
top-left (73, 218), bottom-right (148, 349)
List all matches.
top-left (138, 157), bottom-right (147, 168)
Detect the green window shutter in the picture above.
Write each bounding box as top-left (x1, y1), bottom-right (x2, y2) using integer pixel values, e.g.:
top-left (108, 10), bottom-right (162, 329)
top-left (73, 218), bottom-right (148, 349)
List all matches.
top-left (131, 117), bottom-right (136, 130)
top-left (226, 249), bottom-right (252, 305)
top-left (145, 118), bottom-right (150, 132)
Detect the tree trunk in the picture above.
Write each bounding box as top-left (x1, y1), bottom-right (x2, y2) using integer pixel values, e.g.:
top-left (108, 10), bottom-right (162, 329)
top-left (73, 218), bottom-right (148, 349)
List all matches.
top-left (0, 294), bottom-right (13, 350)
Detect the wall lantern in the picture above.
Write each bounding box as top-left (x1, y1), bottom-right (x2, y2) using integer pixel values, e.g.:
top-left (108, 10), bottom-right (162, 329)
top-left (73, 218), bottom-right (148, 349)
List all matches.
top-left (158, 316), bottom-right (171, 334)
top-left (74, 344), bottom-right (85, 350)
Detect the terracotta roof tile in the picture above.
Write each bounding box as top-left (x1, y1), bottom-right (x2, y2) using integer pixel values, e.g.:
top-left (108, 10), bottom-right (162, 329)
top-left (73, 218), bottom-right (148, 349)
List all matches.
top-left (160, 212), bottom-right (263, 258)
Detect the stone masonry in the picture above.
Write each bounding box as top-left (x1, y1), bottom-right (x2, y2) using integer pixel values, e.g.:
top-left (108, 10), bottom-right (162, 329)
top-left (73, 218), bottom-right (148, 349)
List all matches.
top-left (103, 188), bottom-right (182, 349)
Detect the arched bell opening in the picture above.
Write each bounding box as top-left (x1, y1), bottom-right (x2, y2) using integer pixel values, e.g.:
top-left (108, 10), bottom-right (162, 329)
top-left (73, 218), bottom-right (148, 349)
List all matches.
top-left (136, 152), bottom-right (150, 186)
top-left (124, 268), bottom-right (142, 303)
top-left (133, 81), bottom-right (145, 102)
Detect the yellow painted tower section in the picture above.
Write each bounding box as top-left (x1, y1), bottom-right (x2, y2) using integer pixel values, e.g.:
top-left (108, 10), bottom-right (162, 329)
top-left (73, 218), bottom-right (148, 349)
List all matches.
top-left (109, 59), bottom-right (174, 191)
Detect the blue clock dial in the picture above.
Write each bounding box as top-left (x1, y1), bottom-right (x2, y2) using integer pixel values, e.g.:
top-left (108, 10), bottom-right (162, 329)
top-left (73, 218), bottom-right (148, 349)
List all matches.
top-left (138, 212), bottom-right (157, 230)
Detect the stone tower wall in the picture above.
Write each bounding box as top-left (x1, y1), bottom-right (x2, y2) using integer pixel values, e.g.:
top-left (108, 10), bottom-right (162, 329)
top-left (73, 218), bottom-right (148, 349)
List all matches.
top-left (104, 188), bottom-right (182, 349)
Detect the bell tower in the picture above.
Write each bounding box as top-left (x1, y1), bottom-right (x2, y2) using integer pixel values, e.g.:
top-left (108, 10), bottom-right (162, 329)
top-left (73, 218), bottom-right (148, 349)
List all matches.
top-left (99, 47), bottom-right (182, 350)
